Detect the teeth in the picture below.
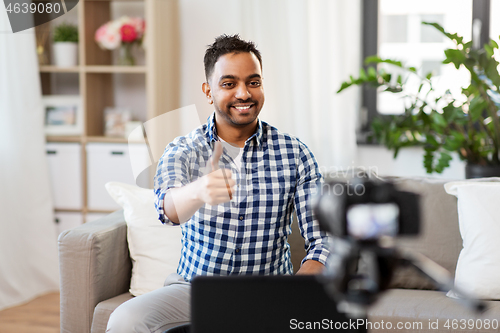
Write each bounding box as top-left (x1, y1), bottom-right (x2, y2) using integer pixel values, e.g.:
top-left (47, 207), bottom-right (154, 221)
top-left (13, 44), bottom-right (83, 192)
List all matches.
top-left (234, 105), bottom-right (251, 110)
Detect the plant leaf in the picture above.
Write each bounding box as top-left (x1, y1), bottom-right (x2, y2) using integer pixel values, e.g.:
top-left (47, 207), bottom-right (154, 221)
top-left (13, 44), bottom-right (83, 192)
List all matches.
top-left (359, 68), bottom-right (368, 80)
top-left (422, 22), bottom-right (463, 45)
top-left (431, 112), bottom-right (447, 128)
top-left (423, 149), bottom-right (435, 173)
top-left (337, 81), bottom-right (352, 93)
top-left (444, 49), bottom-right (466, 69)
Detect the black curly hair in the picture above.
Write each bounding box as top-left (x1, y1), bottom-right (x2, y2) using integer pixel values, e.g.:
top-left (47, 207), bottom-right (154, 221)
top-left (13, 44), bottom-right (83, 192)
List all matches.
top-left (204, 34), bottom-right (262, 82)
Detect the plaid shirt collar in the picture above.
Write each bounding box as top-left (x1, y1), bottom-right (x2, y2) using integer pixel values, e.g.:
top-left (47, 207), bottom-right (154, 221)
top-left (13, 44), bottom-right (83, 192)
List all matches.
top-left (206, 112), bottom-right (264, 149)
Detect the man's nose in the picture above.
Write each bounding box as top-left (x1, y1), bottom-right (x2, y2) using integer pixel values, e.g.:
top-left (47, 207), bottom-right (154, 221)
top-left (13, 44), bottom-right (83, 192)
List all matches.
top-left (235, 84), bottom-right (251, 99)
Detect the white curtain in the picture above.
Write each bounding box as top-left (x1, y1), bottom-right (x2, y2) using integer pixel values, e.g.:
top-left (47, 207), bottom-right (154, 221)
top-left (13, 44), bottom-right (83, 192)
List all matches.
top-left (0, 8), bottom-right (59, 310)
top-left (178, 0), bottom-right (361, 170)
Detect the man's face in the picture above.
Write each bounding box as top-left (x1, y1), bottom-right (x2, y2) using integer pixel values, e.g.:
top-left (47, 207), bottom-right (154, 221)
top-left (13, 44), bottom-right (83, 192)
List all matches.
top-left (203, 52), bottom-right (265, 129)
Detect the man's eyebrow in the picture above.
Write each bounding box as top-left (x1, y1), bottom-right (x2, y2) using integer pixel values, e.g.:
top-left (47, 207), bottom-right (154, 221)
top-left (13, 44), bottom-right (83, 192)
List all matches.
top-left (218, 74), bottom-right (262, 82)
top-left (219, 75), bottom-right (237, 81)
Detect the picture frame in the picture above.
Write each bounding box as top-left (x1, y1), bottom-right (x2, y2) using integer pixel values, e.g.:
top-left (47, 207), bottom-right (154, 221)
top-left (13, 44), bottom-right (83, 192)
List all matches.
top-left (43, 95), bottom-right (83, 136)
top-left (104, 107), bottom-right (132, 138)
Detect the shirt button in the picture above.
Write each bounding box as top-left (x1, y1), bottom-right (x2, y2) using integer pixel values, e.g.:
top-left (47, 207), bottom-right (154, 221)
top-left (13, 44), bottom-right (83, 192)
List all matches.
top-left (239, 216), bottom-right (243, 220)
top-left (235, 248), bottom-right (240, 253)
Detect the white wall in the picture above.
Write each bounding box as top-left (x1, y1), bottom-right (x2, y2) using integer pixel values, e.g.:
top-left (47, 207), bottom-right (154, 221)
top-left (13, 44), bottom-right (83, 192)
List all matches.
top-left (356, 145), bottom-right (466, 179)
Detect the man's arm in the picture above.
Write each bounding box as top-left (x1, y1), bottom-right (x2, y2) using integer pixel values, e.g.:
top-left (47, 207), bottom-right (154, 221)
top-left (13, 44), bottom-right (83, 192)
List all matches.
top-left (296, 259), bottom-right (325, 275)
top-left (162, 141), bottom-right (235, 224)
top-left (164, 168), bottom-right (235, 224)
top-left (294, 140), bottom-right (331, 275)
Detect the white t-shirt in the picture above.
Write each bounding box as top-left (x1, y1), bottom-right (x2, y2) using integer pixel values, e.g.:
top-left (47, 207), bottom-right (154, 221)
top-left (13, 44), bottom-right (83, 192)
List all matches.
top-left (219, 138), bottom-right (244, 170)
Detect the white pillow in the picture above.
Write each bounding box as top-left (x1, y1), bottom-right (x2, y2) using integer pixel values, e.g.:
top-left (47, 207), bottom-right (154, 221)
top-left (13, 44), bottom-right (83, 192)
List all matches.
top-left (444, 178), bottom-right (500, 300)
top-left (105, 182), bottom-right (182, 296)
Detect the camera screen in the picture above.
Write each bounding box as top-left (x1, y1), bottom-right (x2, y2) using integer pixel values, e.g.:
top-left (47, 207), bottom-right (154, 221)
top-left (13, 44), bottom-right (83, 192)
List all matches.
top-left (346, 203), bottom-right (399, 240)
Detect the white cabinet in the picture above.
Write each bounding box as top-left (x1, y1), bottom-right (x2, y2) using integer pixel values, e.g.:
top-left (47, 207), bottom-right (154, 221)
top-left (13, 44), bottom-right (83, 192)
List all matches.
top-left (46, 143), bottom-right (83, 209)
top-left (86, 143), bottom-right (150, 210)
top-left (54, 212), bottom-right (83, 238)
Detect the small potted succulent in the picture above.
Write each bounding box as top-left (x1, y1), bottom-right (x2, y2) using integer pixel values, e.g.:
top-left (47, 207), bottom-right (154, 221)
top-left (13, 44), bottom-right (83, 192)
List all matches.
top-left (338, 22), bottom-right (500, 178)
top-left (52, 22), bottom-right (79, 67)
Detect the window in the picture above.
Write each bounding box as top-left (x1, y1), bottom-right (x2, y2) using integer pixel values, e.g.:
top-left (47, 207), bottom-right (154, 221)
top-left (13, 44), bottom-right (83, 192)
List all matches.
top-left (359, 0), bottom-right (491, 136)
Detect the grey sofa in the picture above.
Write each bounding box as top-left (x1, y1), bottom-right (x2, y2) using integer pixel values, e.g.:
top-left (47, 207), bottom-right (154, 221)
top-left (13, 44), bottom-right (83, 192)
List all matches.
top-left (58, 177), bottom-right (500, 333)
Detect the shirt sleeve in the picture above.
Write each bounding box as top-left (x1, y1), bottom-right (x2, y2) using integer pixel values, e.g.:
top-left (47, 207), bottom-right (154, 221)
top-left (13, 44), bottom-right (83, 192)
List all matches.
top-left (154, 138), bottom-right (192, 225)
top-left (294, 140), bottom-right (331, 266)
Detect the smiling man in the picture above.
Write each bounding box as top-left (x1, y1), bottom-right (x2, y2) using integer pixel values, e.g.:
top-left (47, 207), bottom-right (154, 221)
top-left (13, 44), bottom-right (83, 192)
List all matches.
top-left (106, 34), bottom-right (330, 333)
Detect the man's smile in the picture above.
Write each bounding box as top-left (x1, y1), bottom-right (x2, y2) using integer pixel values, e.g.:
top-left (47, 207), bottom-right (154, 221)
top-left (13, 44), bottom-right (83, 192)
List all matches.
top-left (230, 103), bottom-right (256, 113)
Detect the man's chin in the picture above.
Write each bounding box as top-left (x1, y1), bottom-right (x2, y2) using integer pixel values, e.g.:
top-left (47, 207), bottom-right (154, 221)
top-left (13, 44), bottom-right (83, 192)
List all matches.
top-left (230, 114), bottom-right (259, 126)
top-left (227, 110), bottom-right (259, 126)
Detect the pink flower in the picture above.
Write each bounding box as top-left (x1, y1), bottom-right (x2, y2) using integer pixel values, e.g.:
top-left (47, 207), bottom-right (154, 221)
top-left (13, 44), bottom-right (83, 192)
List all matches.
top-left (95, 24), bottom-right (107, 42)
top-left (130, 17), bottom-right (145, 39)
top-left (95, 17), bottom-right (145, 50)
top-left (95, 22), bottom-right (121, 50)
top-left (120, 24), bottom-right (137, 43)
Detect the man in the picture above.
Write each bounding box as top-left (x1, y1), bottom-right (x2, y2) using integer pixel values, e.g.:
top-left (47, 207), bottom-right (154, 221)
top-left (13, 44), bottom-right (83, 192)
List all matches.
top-left (106, 34), bottom-right (329, 333)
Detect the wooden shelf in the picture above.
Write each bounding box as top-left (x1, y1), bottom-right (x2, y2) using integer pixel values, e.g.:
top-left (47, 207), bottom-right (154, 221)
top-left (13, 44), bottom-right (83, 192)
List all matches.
top-left (85, 65), bottom-right (147, 73)
top-left (46, 135), bottom-right (83, 142)
top-left (86, 136), bottom-right (145, 143)
top-left (39, 0), bottom-right (177, 224)
top-left (87, 209), bottom-right (115, 214)
top-left (86, 136), bottom-right (129, 143)
top-left (54, 208), bottom-right (83, 213)
top-left (39, 65), bottom-right (146, 74)
top-left (39, 65), bottom-right (81, 73)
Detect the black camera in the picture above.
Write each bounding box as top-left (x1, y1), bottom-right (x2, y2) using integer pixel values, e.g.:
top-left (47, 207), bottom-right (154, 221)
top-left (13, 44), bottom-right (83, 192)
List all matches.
top-left (313, 176), bottom-right (485, 316)
top-left (313, 178), bottom-right (420, 241)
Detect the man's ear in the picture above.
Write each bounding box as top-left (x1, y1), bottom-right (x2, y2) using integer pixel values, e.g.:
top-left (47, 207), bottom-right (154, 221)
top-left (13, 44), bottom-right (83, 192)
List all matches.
top-left (202, 82), bottom-right (213, 105)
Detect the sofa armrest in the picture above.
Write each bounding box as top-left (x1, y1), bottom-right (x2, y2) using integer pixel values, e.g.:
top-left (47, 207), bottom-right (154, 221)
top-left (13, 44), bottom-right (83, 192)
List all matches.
top-left (58, 210), bottom-right (132, 333)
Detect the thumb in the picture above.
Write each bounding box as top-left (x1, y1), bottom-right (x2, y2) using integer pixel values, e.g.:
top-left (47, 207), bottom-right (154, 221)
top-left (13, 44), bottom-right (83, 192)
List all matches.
top-left (210, 141), bottom-right (223, 171)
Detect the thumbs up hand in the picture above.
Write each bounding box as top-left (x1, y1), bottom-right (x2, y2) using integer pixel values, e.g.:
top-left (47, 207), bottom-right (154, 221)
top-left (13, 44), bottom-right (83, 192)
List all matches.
top-left (195, 141), bottom-right (235, 205)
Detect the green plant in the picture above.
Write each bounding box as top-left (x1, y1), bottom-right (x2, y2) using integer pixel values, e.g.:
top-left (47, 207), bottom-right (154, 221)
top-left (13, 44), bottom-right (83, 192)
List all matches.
top-left (338, 22), bottom-right (500, 174)
top-left (53, 22), bottom-right (78, 43)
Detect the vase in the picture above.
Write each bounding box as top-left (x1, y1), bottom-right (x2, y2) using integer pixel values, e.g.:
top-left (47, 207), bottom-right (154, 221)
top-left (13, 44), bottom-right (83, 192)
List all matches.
top-left (465, 163), bottom-right (500, 179)
top-left (118, 43), bottom-right (135, 66)
top-left (52, 42), bottom-right (78, 67)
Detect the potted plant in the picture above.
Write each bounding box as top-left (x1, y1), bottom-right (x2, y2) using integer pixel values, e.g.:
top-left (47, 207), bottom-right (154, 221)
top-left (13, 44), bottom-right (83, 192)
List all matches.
top-left (52, 22), bottom-right (79, 67)
top-left (338, 22), bottom-right (500, 178)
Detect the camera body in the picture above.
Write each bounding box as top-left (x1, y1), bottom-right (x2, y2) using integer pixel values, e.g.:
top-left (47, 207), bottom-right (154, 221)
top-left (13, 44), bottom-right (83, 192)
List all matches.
top-left (313, 177), bottom-right (421, 314)
top-left (314, 178), bottom-right (420, 241)
top-left (313, 177), bottom-right (485, 316)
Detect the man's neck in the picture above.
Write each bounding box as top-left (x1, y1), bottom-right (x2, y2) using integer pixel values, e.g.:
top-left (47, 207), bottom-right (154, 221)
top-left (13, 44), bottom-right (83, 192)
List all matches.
top-left (215, 120), bottom-right (258, 148)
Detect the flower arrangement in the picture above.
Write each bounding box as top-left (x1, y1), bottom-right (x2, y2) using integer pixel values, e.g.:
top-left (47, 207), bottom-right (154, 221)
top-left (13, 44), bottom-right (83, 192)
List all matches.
top-left (95, 16), bottom-right (145, 65)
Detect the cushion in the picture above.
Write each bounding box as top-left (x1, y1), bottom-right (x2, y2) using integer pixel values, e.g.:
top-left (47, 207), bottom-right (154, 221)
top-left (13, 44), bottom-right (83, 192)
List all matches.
top-left (369, 289), bottom-right (500, 328)
top-left (106, 182), bottom-right (182, 296)
top-left (444, 178), bottom-right (500, 300)
top-left (382, 177), bottom-right (462, 290)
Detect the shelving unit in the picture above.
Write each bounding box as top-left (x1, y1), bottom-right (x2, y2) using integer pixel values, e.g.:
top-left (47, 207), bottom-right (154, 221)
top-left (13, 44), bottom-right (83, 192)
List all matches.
top-left (39, 0), bottom-right (181, 224)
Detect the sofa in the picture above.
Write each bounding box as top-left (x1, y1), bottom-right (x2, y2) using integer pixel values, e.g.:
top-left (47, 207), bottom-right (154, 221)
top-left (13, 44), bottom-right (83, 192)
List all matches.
top-left (58, 177), bottom-right (500, 333)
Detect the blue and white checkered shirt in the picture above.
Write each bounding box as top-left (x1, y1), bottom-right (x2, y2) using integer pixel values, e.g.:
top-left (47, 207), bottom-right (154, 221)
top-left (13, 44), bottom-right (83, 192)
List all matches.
top-left (154, 113), bottom-right (330, 282)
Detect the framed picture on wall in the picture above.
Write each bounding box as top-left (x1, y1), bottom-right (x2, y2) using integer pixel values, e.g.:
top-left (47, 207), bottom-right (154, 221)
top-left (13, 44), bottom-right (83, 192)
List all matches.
top-left (104, 107), bottom-right (132, 138)
top-left (43, 95), bottom-right (83, 136)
